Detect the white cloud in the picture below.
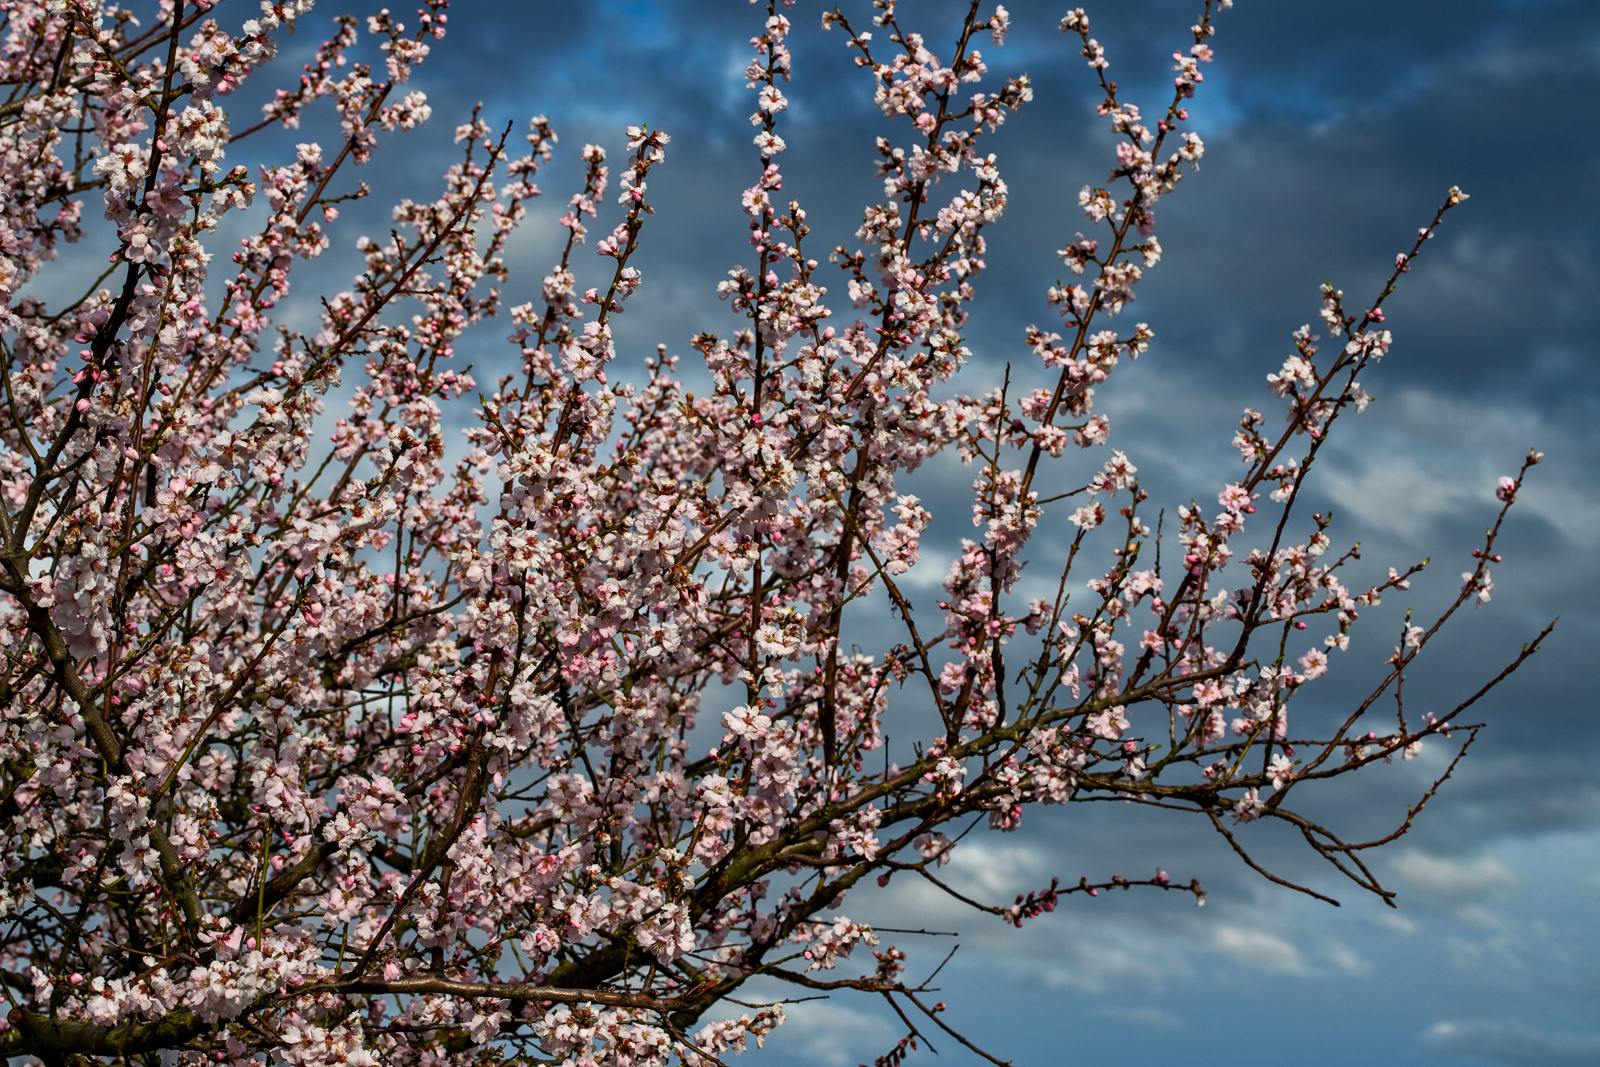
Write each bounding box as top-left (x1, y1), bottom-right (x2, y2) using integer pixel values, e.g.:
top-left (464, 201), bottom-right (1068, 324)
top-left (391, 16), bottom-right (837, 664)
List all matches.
top-left (1516, 479), bottom-right (1600, 552)
top-left (771, 1001), bottom-right (899, 1067)
top-left (1316, 386), bottom-right (1600, 551)
top-left (1422, 1020), bottom-right (1600, 1065)
top-left (1038, 943), bottom-right (1177, 993)
top-left (1096, 1005), bottom-right (1182, 1029)
top-left (1443, 928), bottom-right (1529, 976)
top-left (1208, 924), bottom-right (1311, 975)
top-left (1453, 903), bottom-right (1509, 931)
top-left (936, 838), bottom-right (1053, 901)
top-left (1316, 454), bottom-right (1478, 542)
top-left (1371, 910), bottom-right (1419, 936)
top-left (1320, 938), bottom-right (1370, 975)
top-left (1388, 850), bottom-right (1519, 902)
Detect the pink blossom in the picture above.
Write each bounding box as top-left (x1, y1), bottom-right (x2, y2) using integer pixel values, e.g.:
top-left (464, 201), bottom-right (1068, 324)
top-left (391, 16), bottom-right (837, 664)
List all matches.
top-left (1297, 649), bottom-right (1329, 680)
top-left (724, 705), bottom-right (773, 740)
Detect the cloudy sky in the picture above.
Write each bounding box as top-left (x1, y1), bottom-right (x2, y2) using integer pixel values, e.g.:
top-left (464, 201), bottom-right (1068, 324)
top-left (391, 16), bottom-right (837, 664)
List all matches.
top-left (251, 0), bottom-right (1599, 1063)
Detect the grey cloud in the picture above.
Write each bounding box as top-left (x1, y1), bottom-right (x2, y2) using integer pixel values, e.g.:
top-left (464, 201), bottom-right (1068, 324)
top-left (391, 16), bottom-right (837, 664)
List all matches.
top-left (1422, 1020), bottom-right (1600, 1066)
top-left (1097, 1004), bottom-right (1183, 1028)
top-left (764, 1000), bottom-right (899, 1067)
top-left (1387, 850), bottom-right (1520, 902)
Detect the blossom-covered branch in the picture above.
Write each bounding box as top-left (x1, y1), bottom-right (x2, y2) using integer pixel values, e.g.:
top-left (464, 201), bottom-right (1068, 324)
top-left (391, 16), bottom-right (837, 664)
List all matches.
top-left (0, 0), bottom-right (1544, 1065)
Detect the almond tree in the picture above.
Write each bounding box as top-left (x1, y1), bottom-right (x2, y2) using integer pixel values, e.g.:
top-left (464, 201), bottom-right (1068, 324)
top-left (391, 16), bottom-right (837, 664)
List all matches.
top-left (0, 1), bottom-right (1546, 1065)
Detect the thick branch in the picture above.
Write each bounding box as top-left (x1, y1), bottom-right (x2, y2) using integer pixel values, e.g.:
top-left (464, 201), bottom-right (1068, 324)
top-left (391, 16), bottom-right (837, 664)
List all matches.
top-left (6, 1006), bottom-right (206, 1064)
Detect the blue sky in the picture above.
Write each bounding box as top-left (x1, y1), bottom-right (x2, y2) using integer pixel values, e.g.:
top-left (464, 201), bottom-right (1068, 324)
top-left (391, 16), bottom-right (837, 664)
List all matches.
top-left (247, 0), bottom-right (1600, 1062)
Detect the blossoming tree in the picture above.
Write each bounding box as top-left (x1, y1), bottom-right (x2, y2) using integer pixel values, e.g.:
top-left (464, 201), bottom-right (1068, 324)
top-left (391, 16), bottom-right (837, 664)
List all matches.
top-left (0, 0), bottom-right (1547, 1063)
